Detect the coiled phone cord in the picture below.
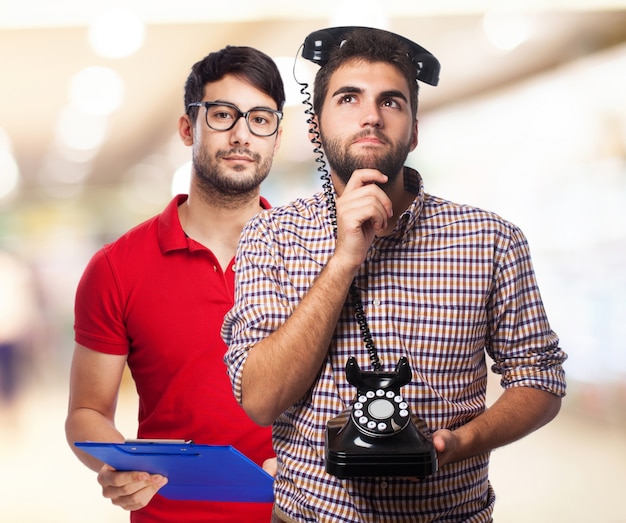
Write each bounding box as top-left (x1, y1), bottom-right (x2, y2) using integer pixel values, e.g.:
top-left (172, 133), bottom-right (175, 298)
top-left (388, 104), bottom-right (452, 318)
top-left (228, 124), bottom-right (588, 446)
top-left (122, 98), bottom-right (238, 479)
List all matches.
top-left (296, 63), bottom-right (382, 372)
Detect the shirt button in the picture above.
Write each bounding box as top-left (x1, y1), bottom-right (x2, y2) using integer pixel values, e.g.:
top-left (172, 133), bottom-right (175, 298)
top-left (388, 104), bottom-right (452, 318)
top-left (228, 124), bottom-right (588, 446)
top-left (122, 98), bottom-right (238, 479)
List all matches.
top-left (380, 481), bottom-right (388, 489)
top-left (372, 298), bottom-right (381, 307)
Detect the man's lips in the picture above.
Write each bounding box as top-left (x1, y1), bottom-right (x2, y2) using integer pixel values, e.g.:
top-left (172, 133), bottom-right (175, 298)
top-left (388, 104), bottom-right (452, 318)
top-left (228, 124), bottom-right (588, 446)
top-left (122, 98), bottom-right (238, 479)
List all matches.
top-left (352, 132), bottom-right (386, 146)
top-left (223, 155), bottom-right (254, 162)
top-left (353, 137), bottom-right (383, 145)
top-left (218, 148), bottom-right (260, 164)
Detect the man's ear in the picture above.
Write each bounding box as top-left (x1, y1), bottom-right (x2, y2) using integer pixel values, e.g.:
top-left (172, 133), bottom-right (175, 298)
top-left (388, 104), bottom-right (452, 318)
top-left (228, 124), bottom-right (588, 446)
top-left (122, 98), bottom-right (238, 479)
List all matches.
top-left (410, 119), bottom-right (419, 151)
top-left (178, 114), bottom-right (194, 146)
top-left (273, 126), bottom-right (283, 155)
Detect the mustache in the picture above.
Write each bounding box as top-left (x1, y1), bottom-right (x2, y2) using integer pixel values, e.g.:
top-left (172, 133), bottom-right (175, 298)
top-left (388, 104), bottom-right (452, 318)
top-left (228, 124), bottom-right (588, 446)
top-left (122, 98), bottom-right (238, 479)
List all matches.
top-left (216, 147), bottom-right (261, 161)
top-left (350, 129), bottom-right (387, 144)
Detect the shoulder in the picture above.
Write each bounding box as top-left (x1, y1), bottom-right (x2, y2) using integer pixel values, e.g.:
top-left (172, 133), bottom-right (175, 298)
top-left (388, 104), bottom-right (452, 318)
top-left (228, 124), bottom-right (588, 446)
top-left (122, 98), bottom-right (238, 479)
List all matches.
top-left (422, 193), bottom-right (523, 235)
top-left (81, 204), bottom-right (171, 280)
top-left (244, 193), bottom-right (327, 232)
top-left (78, 214), bottom-right (157, 281)
top-left (102, 214), bottom-right (160, 256)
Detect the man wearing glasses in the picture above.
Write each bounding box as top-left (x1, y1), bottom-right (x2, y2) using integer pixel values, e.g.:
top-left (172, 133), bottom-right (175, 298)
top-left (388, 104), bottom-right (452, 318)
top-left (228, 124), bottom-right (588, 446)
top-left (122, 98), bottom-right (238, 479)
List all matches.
top-left (187, 101), bottom-right (282, 139)
top-left (65, 46), bottom-right (284, 522)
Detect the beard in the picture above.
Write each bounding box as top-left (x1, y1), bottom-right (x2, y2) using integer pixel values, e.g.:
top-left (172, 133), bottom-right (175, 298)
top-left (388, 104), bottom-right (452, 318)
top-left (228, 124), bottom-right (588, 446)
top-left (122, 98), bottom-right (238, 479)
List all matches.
top-left (321, 129), bottom-right (411, 186)
top-left (193, 146), bottom-right (273, 199)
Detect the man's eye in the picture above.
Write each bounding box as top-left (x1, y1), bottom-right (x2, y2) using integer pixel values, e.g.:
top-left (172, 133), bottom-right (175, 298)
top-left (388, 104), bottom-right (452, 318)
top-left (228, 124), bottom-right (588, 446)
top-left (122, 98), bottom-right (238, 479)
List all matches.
top-left (382, 99), bottom-right (400, 109)
top-left (339, 94), bottom-right (356, 104)
top-left (215, 111), bottom-right (233, 120)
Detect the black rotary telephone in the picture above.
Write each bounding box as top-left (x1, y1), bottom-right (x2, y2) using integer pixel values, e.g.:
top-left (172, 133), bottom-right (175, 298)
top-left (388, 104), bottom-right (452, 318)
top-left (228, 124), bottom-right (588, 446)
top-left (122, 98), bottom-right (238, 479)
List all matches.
top-left (323, 286), bottom-right (438, 479)
top-left (325, 357), bottom-right (437, 478)
top-left (297, 27), bottom-right (440, 479)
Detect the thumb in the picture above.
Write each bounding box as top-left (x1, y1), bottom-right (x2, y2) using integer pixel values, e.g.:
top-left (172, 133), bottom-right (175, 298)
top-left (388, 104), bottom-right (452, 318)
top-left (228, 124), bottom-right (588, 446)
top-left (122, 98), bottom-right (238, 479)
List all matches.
top-left (150, 474), bottom-right (168, 491)
top-left (432, 431), bottom-right (446, 454)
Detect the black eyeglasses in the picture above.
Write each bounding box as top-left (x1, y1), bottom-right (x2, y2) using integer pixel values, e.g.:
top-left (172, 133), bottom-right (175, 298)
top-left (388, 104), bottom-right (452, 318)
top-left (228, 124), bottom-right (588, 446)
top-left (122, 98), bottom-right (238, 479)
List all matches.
top-left (187, 101), bottom-right (282, 137)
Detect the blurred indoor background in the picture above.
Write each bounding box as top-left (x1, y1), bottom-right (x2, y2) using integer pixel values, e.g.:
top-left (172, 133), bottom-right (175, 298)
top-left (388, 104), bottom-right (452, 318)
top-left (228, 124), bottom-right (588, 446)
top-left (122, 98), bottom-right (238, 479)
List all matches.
top-left (1, 1), bottom-right (625, 521)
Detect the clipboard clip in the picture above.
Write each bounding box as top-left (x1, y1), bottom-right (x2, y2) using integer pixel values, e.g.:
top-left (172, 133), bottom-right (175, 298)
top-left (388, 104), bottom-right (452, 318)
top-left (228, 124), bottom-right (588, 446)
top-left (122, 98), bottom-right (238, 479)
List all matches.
top-left (120, 439), bottom-right (199, 456)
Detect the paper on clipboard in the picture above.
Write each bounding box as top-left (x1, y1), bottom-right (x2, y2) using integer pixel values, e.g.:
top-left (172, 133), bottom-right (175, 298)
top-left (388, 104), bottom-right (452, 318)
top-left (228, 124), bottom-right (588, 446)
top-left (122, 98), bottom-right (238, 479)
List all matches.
top-left (75, 440), bottom-right (274, 502)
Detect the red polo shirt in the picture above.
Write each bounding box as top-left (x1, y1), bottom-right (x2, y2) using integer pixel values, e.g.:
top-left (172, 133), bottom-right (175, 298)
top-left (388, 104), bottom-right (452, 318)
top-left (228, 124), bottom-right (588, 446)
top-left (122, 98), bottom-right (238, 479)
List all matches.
top-left (74, 194), bottom-right (273, 522)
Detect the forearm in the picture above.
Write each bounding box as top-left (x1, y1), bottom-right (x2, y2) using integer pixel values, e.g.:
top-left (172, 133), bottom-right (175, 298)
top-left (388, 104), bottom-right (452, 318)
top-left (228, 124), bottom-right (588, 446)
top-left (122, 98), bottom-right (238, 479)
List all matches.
top-left (65, 408), bottom-right (125, 472)
top-left (436, 387), bottom-right (562, 466)
top-left (238, 170), bottom-right (393, 425)
top-left (241, 256), bottom-right (356, 425)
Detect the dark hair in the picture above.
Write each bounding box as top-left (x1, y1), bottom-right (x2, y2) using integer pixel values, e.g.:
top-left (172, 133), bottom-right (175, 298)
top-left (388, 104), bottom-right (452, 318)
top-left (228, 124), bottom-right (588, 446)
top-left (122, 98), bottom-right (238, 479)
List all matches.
top-left (184, 46), bottom-right (285, 122)
top-left (313, 28), bottom-right (419, 121)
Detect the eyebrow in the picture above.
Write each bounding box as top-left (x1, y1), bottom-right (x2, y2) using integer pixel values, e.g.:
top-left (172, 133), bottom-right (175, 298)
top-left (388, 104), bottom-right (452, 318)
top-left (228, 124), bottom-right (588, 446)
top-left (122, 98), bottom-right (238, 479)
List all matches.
top-left (331, 86), bottom-right (408, 104)
top-left (208, 99), bottom-right (277, 111)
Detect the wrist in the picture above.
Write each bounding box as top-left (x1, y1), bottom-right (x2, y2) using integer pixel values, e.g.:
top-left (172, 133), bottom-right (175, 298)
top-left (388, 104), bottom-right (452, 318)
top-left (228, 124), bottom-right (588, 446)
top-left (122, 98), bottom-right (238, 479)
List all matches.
top-left (326, 250), bottom-right (362, 281)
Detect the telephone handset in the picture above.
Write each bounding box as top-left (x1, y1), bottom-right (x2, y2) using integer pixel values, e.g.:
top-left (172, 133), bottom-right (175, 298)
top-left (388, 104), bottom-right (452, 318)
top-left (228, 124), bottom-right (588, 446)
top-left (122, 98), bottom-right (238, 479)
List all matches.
top-left (301, 26), bottom-right (441, 86)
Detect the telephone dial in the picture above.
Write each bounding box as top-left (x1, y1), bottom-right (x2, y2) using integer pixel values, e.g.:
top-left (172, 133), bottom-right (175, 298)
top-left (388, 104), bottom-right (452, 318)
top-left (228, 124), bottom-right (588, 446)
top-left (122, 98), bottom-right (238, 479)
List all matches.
top-left (301, 26), bottom-right (440, 86)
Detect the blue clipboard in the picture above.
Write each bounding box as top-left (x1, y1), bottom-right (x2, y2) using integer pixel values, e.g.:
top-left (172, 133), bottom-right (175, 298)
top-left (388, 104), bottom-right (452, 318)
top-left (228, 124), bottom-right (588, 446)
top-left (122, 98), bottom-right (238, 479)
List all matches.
top-left (75, 440), bottom-right (274, 503)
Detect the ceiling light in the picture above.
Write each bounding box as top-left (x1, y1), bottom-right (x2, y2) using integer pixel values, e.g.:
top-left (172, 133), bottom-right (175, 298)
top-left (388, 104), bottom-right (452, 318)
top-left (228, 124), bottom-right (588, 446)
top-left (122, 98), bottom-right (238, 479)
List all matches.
top-left (482, 9), bottom-right (533, 52)
top-left (69, 66), bottom-right (125, 116)
top-left (329, 0), bottom-right (389, 29)
top-left (0, 150), bottom-right (19, 201)
top-left (55, 105), bottom-right (108, 152)
top-left (171, 161), bottom-right (191, 196)
top-left (88, 7), bottom-right (145, 59)
top-left (0, 129), bottom-right (19, 201)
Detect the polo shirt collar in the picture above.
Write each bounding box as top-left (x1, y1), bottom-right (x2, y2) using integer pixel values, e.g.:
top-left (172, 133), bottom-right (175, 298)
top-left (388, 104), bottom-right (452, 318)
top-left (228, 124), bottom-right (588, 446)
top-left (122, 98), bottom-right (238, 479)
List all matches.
top-left (157, 193), bottom-right (271, 254)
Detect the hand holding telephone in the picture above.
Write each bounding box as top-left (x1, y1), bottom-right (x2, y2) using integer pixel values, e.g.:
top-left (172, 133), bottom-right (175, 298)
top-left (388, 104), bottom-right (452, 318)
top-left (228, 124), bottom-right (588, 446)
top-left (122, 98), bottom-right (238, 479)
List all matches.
top-left (325, 357), bottom-right (438, 478)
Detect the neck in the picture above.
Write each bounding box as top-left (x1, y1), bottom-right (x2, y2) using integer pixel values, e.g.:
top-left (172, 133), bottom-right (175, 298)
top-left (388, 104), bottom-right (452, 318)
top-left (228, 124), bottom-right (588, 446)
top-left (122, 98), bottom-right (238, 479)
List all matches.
top-left (178, 183), bottom-right (263, 269)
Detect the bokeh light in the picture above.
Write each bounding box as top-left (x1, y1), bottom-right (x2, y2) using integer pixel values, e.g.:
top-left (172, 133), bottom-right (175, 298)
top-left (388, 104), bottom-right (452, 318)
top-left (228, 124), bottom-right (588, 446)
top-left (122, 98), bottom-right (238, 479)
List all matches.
top-left (88, 7), bottom-right (145, 59)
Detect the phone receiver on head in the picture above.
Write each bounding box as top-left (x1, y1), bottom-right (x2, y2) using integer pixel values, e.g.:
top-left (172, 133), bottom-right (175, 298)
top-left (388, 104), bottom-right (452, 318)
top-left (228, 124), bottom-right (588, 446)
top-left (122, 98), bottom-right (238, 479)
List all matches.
top-left (301, 26), bottom-right (440, 86)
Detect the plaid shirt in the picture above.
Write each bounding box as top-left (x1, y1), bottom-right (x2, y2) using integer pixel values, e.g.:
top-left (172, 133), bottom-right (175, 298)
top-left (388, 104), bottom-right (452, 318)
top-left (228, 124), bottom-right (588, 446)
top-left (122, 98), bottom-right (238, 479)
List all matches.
top-left (223, 168), bottom-right (566, 522)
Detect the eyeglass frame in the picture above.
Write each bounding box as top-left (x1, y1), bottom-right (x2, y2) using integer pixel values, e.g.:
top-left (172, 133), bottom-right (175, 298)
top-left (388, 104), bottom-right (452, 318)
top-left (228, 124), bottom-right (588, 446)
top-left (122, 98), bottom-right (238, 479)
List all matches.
top-left (187, 101), bottom-right (283, 137)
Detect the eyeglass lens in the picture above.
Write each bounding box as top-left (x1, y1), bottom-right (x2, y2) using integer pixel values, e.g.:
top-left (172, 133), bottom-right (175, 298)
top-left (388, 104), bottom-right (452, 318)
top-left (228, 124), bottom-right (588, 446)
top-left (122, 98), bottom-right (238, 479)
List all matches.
top-left (205, 104), bottom-right (279, 136)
